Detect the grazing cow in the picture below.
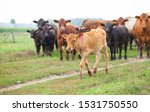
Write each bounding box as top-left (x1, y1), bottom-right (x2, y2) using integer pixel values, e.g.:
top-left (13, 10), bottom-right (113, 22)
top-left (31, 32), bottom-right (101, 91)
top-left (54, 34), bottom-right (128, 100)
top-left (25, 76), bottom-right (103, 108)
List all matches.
top-left (27, 29), bottom-right (43, 55)
top-left (105, 23), bottom-right (128, 60)
top-left (82, 19), bottom-right (113, 30)
top-left (62, 27), bottom-right (109, 79)
top-left (54, 18), bottom-right (79, 60)
top-left (114, 17), bottom-right (137, 50)
top-left (133, 13), bottom-right (150, 58)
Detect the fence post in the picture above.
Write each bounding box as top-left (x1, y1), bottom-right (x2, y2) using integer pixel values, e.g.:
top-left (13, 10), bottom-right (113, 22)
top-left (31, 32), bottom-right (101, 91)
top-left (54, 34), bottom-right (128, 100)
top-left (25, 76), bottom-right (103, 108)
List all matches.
top-left (11, 32), bottom-right (15, 43)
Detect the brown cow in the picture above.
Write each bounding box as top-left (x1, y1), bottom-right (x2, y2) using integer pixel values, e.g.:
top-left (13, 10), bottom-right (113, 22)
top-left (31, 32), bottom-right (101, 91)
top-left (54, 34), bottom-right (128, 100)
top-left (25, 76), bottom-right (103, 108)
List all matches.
top-left (63, 27), bottom-right (109, 79)
top-left (113, 17), bottom-right (128, 26)
top-left (82, 19), bottom-right (113, 30)
top-left (54, 18), bottom-right (78, 60)
top-left (133, 13), bottom-right (150, 58)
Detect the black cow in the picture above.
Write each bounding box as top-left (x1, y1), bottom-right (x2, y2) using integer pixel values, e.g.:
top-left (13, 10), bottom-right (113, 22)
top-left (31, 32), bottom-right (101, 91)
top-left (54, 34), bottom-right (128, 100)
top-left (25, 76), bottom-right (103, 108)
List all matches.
top-left (39, 23), bottom-right (56, 56)
top-left (27, 29), bottom-right (43, 55)
top-left (33, 18), bottom-right (58, 50)
top-left (104, 23), bottom-right (128, 60)
top-left (33, 18), bottom-right (46, 28)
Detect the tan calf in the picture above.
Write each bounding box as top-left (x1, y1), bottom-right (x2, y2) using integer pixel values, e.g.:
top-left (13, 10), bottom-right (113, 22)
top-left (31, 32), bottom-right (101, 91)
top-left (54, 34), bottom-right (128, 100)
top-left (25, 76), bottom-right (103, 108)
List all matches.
top-left (63, 27), bottom-right (109, 79)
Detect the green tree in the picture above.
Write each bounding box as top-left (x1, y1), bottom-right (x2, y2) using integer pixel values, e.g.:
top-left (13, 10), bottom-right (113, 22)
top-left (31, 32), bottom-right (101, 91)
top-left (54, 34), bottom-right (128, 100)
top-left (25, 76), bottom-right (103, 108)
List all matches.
top-left (10, 19), bottom-right (16, 24)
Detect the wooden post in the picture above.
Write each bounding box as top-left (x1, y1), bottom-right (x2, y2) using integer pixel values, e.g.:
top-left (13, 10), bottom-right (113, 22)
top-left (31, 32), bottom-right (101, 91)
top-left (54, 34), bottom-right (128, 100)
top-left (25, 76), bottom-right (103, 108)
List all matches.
top-left (11, 32), bottom-right (15, 43)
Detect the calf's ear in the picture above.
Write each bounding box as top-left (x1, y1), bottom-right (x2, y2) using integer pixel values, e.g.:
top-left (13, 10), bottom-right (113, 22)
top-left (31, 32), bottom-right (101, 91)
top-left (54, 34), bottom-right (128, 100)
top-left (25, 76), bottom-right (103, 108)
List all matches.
top-left (33, 20), bottom-right (38, 23)
top-left (45, 20), bottom-right (49, 23)
top-left (135, 16), bottom-right (140, 19)
top-left (124, 19), bottom-right (128, 22)
top-left (62, 34), bottom-right (68, 39)
top-left (100, 23), bottom-right (105, 27)
top-left (66, 20), bottom-right (71, 23)
top-left (75, 27), bottom-right (80, 31)
top-left (38, 28), bottom-right (43, 30)
top-left (54, 20), bottom-right (59, 23)
top-left (113, 20), bottom-right (117, 23)
top-left (27, 30), bottom-right (30, 33)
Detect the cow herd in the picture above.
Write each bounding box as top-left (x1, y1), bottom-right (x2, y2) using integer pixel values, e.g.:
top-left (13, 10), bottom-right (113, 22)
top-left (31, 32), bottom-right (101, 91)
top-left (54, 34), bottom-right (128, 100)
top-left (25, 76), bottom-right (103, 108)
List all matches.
top-left (27, 13), bottom-right (150, 79)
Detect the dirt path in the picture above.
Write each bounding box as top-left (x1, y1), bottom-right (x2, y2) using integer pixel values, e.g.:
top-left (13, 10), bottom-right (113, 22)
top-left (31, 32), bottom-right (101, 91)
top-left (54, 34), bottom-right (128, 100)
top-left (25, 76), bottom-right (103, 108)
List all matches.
top-left (0, 58), bottom-right (149, 93)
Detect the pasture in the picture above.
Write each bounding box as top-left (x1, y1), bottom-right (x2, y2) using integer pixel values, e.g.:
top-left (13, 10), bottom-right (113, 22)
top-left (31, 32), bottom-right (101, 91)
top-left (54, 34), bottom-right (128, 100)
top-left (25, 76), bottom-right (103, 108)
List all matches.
top-left (0, 29), bottom-right (150, 95)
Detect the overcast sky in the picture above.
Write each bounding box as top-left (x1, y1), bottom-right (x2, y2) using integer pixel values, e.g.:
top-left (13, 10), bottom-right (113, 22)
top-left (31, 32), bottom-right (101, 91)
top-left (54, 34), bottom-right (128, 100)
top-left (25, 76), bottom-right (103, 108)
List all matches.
top-left (0, 0), bottom-right (149, 23)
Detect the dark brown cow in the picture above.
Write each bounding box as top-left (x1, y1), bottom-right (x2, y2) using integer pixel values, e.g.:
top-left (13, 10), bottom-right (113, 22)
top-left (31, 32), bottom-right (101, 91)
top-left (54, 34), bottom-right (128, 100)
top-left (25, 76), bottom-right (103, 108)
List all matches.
top-left (113, 17), bottom-right (128, 26)
top-left (133, 13), bottom-right (150, 58)
top-left (54, 18), bottom-right (78, 60)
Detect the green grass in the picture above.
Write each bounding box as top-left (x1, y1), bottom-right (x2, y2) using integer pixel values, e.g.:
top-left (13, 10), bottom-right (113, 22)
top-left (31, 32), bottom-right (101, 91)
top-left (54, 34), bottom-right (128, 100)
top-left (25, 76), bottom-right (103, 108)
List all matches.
top-left (0, 31), bottom-right (150, 95)
top-left (1, 61), bottom-right (149, 95)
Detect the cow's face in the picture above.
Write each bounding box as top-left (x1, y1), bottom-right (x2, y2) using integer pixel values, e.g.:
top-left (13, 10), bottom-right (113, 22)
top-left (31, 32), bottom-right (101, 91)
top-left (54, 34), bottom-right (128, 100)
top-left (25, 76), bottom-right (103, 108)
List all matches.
top-left (62, 34), bottom-right (78, 51)
top-left (39, 24), bottom-right (53, 38)
top-left (104, 23), bottom-right (116, 46)
top-left (54, 18), bottom-right (71, 33)
top-left (136, 13), bottom-right (150, 30)
top-left (105, 23), bottom-right (115, 34)
top-left (27, 30), bottom-right (37, 38)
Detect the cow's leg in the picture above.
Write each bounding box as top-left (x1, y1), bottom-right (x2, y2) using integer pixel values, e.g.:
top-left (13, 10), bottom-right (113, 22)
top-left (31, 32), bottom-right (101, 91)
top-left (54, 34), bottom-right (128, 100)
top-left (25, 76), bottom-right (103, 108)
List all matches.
top-left (93, 51), bottom-right (101, 74)
top-left (110, 47), bottom-right (113, 60)
top-left (114, 44), bottom-right (117, 60)
top-left (139, 42), bottom-right (143, 59)
top-left (129, 36), bottom-right (133, 50)
top-left (79, 52), bottom-right (89, 79)
top-left (124, 42), bottom-right (128, 59)
top-left (42, 44), bottom-right (46, 56)
top-left (85, 59), bottom-right (92, 76)
top-left (57, 39), bottom-right (63, 60)
top-left (55, 40), bottom-right (58, 50)
top-left (72, 49), bottom-right (76, 60)
top-left (102, 45), bottom-right (109, 73)
top-left (66, 50), bottom-right (69, 60)
top-left (119, 44), bottom-right (122, 59)
top-left (146, 43), bottom-right (150, 58)
top-left (36, 44), bottom-right (41, 55)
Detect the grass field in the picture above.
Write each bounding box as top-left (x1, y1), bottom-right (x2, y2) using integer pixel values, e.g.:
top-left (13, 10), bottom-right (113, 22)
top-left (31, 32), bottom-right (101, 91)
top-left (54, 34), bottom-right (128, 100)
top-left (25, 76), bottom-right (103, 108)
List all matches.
top-left (0, 30), bottom-right (150, 95)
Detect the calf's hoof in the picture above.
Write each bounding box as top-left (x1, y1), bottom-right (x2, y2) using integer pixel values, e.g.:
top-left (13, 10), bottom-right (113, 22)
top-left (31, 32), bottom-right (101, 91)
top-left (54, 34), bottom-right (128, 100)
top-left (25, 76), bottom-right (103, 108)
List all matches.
top-left (93, 68), bottom-right (97, 74)
top-left (88, 70), bottom-right (92, 76)
top-left (105, 68), bottom-right (108, 74)
top-left (78, 77), bottom-right (82, 80)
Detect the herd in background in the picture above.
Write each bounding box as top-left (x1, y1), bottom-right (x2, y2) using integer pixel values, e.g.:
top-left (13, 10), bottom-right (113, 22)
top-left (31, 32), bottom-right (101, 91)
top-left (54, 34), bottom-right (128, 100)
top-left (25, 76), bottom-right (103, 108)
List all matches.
top-left (27, 13), bottom-right (150, 79)
top-left (27, 13), bottom-right (150, 61)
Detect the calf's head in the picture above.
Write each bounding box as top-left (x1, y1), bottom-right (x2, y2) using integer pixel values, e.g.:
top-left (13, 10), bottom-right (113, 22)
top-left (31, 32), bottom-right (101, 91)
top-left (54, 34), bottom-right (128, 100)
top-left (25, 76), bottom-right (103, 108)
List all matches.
top-left (62, 33), bottom-right (78, 51)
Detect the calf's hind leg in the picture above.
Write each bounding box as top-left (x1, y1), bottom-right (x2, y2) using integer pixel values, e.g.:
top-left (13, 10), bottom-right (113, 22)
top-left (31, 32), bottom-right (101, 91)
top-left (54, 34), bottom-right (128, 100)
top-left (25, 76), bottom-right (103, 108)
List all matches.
top-left (93, 51), bottom-right (101, 74)
top-left (85, 59), bottom-right (92, 76)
